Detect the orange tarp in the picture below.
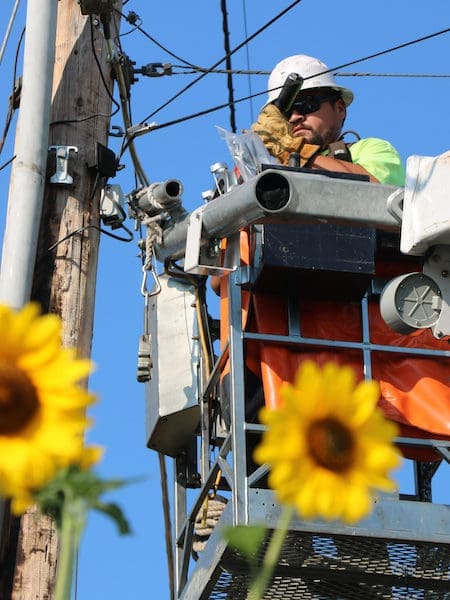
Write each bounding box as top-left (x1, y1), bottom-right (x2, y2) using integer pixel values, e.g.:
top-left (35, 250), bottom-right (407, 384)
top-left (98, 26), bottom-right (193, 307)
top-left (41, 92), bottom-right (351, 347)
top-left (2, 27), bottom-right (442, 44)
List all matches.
top-left (218, 230), bottom-right (450, 462)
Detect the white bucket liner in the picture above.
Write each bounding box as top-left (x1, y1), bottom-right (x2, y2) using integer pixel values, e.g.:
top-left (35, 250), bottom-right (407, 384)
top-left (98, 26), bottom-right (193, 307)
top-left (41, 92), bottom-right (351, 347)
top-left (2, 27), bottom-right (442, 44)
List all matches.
top-left (401, 151), bottom-right (450, 256)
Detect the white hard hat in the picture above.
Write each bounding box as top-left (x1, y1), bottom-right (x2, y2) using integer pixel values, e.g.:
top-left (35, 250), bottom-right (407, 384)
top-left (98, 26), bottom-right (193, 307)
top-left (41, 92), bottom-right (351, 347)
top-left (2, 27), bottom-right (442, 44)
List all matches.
top-left (267, 54), bottom-right (353, 106)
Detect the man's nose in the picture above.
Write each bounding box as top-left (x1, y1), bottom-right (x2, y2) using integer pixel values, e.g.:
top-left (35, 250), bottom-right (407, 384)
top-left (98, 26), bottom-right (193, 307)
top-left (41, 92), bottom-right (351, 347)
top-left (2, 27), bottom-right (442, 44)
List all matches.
top-left (289, 110), bottom-right (305, 123)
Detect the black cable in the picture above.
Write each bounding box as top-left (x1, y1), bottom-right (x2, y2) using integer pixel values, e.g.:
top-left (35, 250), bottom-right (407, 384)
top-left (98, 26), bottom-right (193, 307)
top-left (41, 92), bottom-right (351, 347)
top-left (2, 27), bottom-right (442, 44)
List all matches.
top-left (178, 27), bottom-right (450, 83)
top-left (116, 8), bottom-right (201, 70)
top-left (0, 26), bottom-right (24, 156)
top-left (89, 16), bottom-right (120, 110)
top-left (126, 26), bottom-right (450, 138)
top-left (164, 258), bottom-right (205, 289)
top-left (0, 155), bottom-right (15, 172)
top-left (100, 223), bottom-right (134, 241)
top-left (220, 0), bottom-right (237, 133)
top-left (47, 223), bottom-right (133, 252)
top-left (164, 65), bottom-right (450, 78)
top-left (47, 170), bottom-right (133, 252)
top-left (116, 83), bottom-right (265, 158)
top-left (110, 7), bottom-right (124, 51)
top-left (49, 17), bottom-right (121, 127)
top-left (241, 0), bottom-right (254, 123)
top-left (136, 62), bottom-right (450, 78)
top-left (336, 72), bottom-right (450, 78)
top-left (304, 27), bottom-right (450, 85)
top-left (131, 91), bottom-right (261, 135)
top-left (169, 64), bottom-right (270, 76)
top-left (138, 0), bottom-right (303, 123)
top-left (50, 106), bottom-right (120, 127)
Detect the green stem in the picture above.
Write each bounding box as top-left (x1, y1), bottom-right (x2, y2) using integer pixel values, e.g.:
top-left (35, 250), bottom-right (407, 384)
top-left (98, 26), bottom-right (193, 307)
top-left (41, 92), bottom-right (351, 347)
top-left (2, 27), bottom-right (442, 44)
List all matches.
top-left (247, 505), bottom-right (294, 600)
top-left (53, 500), bottom-right (86, 600)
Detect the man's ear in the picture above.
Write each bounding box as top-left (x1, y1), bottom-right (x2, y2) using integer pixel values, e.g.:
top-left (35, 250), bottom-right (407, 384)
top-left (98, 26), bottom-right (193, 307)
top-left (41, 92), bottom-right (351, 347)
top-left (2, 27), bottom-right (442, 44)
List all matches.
top-left (336, 98), bottom-right (347, 126)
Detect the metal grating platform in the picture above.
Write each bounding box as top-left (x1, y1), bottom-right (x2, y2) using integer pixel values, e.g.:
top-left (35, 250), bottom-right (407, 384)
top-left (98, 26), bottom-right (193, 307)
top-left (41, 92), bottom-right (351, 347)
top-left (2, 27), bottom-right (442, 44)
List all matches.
top-left (208, 533), bottom-right (450, 599)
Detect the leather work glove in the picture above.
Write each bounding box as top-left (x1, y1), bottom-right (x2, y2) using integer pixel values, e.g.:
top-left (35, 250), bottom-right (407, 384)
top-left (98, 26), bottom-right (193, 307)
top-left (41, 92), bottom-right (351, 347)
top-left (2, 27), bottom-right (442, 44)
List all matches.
top-left (251, 103), bottom-right (320, 166)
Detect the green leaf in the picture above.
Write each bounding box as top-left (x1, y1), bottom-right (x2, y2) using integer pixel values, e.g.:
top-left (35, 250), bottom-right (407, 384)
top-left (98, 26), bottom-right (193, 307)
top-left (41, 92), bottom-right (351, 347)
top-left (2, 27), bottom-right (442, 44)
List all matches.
top-left (33, 465), bottom-right (139, 535)
top-left (222, 525), bottom-right (268, 561)
top-left (93, 501), bottom-right (132, 535)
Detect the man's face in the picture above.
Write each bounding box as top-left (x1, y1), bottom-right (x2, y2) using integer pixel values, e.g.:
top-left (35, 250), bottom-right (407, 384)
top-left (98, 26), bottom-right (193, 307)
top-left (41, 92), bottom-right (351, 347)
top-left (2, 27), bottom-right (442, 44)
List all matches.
top-left (287, 88), bottom-right (346, 148)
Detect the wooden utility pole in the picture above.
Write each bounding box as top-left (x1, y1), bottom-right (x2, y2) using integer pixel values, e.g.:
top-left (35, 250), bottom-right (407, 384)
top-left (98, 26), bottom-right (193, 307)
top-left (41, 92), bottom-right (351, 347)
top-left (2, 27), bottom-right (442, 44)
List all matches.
top-left (0, 1), bottom-right (122, 597)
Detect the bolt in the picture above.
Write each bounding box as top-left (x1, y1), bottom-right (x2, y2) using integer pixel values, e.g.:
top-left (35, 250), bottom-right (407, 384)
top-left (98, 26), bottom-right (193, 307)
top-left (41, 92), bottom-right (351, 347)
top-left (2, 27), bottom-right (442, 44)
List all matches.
top-left (441, 270), bottom-right (448, 278)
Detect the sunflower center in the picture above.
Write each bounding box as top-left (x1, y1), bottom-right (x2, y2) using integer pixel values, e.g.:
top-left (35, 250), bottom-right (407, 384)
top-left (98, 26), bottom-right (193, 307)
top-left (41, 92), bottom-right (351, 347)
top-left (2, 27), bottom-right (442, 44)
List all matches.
top-left (0, 362), bottom-right (39, 435)
top-left (307, 417), bottom-right (355, 472)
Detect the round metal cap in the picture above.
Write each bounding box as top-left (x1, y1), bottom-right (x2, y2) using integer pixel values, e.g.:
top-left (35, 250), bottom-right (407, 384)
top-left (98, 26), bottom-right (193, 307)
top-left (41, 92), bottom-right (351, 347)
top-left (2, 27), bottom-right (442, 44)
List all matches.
top-left (380, 272), bottom-right (442, 334)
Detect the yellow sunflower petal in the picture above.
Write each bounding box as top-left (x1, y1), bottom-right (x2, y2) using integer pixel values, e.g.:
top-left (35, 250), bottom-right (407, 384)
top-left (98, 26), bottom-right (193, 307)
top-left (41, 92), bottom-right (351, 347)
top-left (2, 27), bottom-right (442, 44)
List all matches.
top-left (347, 379), bottom-right (380, 426)
top-left (79, 445), bottom-right (104, 470)
top-left (1, 303), bottom-right (42, 356)
top-left (340, 481), bottom-right (372, 524)
top-left (11, 495), bottom-right (35, 515)
top-left (0, 302), bottom-right (101, 509)
top-left (254, 361), bottom-right (400, 525)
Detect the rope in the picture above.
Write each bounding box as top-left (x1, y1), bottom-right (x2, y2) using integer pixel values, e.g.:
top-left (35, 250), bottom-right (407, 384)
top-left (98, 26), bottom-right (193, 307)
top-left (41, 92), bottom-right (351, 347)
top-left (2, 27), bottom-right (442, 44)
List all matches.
top-left (143, 217), bottom-right (162, 271)
top-left (192, 471), bottom-right (227, 556)
top-left (192, 494), bottom-right (228, 556)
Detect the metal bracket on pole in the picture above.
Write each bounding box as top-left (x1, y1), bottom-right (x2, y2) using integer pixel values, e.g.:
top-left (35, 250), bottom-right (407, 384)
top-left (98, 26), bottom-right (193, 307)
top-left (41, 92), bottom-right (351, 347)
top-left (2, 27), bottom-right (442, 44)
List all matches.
top-left (49, 145), bottom-right (78, 184)
top-left (184, 207), bottom-right (235, 276)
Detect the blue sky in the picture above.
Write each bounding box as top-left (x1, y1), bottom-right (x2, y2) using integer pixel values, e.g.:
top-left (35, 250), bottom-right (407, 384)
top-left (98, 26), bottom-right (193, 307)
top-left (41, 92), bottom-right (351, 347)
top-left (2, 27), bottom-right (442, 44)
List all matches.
top-left (1, 1), bottom-right (450, 599)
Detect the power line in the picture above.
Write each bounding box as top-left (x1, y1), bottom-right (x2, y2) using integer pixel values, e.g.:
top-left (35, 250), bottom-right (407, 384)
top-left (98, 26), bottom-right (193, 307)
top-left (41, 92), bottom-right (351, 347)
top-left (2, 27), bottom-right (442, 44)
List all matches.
top-left (138, 0), bottom-right (304, 123)
top-left (117, 8), bottom-right (202, 70)
top-left (0, 155), bottom-right (15, 172)
top-left (241, 0), bottom-right (255, 122)
top-left (220, 0), bottom-right (237, 133)
top-left (0, 0), bottom-right (21, 65)
top-left (154, 65), bottom-right (450, 78)
top-left (0, 26), bottom-right (24, 156)
top-left (336, 72), bottom-right (450, 78)
top-left (117, 19), bottom-right (450, 186)
top-left (312, 27), bottom-right (450, 81)
top-left (132, 26), bottom-right (450, 136)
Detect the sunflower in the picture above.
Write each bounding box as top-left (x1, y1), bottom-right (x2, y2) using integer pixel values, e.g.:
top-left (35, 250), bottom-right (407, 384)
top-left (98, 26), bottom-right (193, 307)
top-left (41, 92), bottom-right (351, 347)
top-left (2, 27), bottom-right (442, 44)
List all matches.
top-left (0, 303), bottom-right (102, 513)
top-left (254, 361), bottom-right (401, 524)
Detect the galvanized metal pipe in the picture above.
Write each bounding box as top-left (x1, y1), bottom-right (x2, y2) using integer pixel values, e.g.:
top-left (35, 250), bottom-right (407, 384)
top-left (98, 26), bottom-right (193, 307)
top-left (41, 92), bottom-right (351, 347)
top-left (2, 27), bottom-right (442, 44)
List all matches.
top-left (155, 169), bottom-right (401, 263)
top-left (0, 0), bottom-right (57, 307)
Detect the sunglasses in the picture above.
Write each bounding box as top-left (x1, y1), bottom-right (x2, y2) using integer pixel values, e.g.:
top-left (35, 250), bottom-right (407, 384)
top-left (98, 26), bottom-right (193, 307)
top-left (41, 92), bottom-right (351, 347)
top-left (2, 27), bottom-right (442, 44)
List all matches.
top-left (286, 93), bottom-right (339, 118)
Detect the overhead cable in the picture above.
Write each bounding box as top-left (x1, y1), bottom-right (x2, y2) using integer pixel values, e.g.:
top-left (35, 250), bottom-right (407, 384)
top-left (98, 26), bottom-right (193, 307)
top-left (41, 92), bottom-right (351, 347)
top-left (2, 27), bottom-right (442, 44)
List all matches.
top-left (158, 65), bottom-right (450, 78)
top-left (309, 27), bottom-right (450, 82)
top-left (0, 155), bottom-right (15, 172)
top-left (133, 26), bottom-right (450, 136)
top-left (0, 0), bottom-right (21, 65)
top-left (0, 26), bottom-right (24, 156)
top-left (241, 0), bottom-right (255, 122)
top-left (117, 8), bottom-right (201, 70)
top-left (137, 0), bottom-right (303, 123)
top-left (336, 72), bottom-right (450, 78)
top-left (220, 0), bottom-right (237, 132)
